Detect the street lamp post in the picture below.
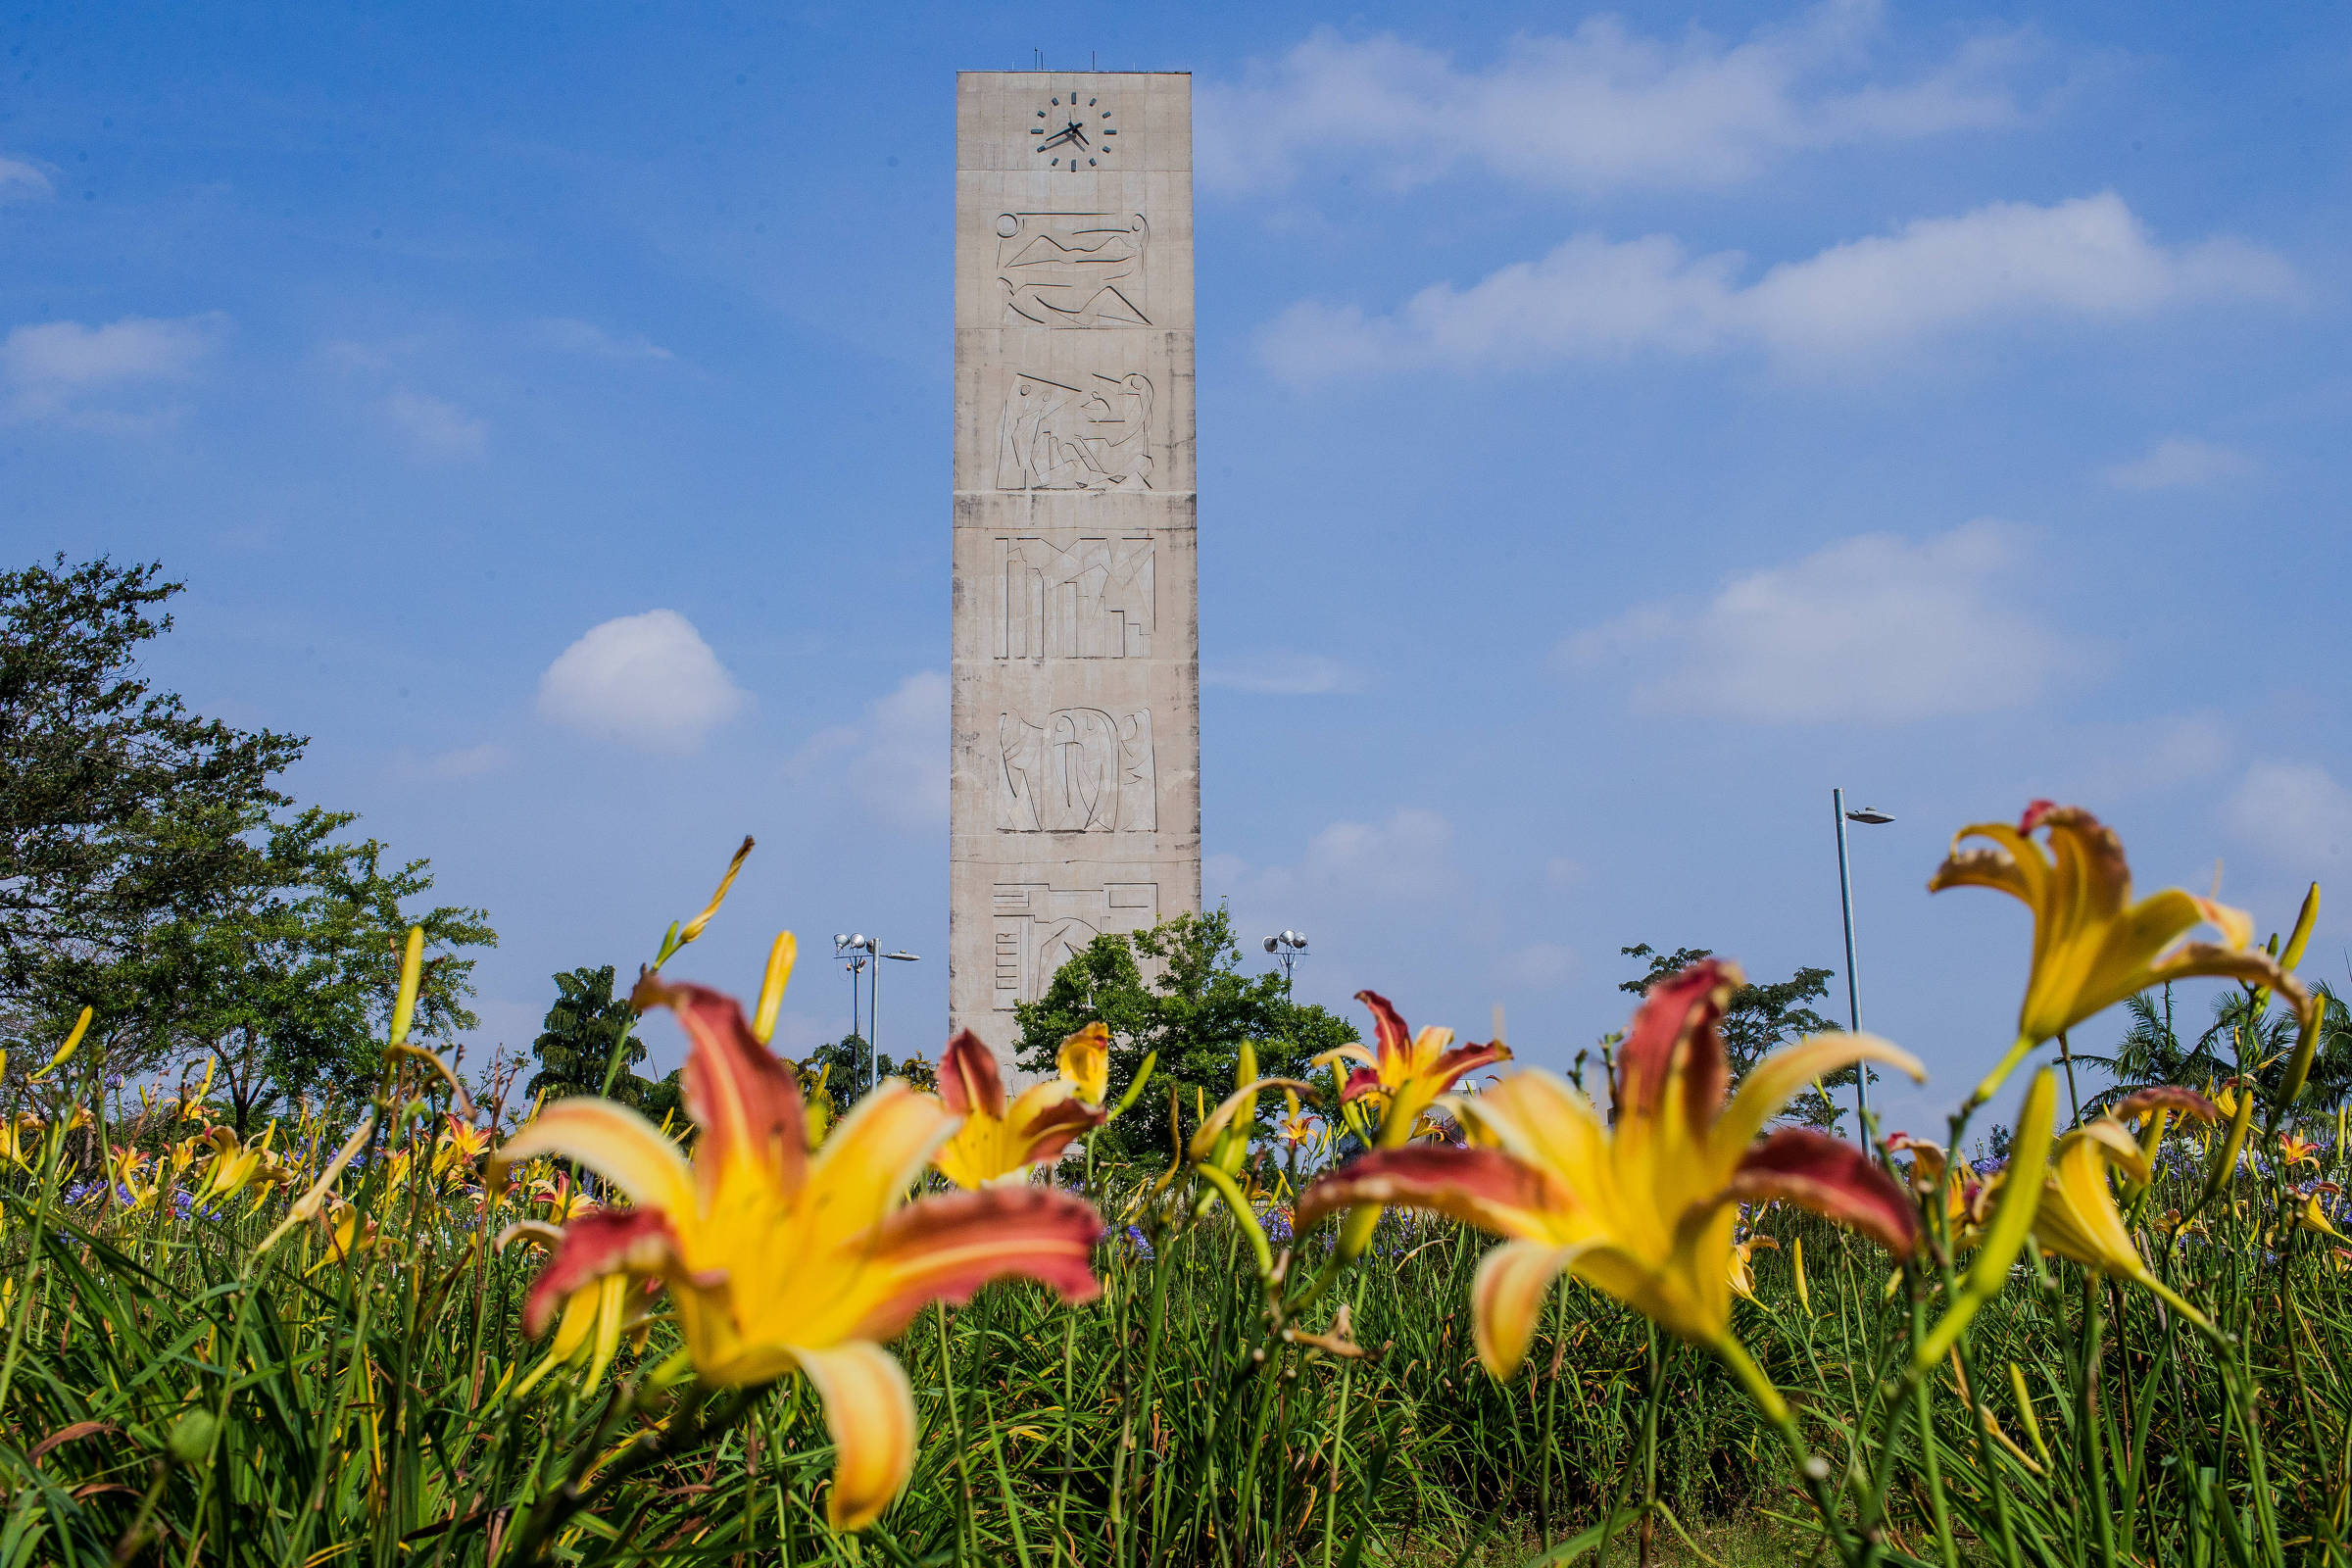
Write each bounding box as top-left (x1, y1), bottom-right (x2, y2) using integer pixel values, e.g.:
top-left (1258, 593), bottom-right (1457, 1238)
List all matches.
top-left (1832, 790), bottom-right (1893, 1147)
top-left (833, 933), bottom-right (873, 1089)
top-left (1260, 930), bottom-right (1308, 1001)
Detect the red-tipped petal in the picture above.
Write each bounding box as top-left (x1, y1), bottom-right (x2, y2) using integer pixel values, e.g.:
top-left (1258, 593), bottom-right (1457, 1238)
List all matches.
top-left (848, 1186), bottom-right (1102, 1342)
top-left (1340, 1066), bottom-right (1382, 1102)
top-left (1013, 1094), bottom-right (1105, 1168)
top-left (2018, 799), bottom-right (2059, 834)
top-left (1429, 1041), bottom-right (1512, 1092)
top-left (2110, 1086), bottom-right (2220, 1125)
top-left (522, 1207), bottom-right (681, 1337)
top-left (1617, 959), bottom-right (1739, 1130)
top-left (1297, 1145), bottom-right (1561, 1240)
top-left (939, 1030), bottom-right (1006, 1120)
top-left (1727, 1128), bottom-right (1919, 1255)
top-left (634, 976), bottom-right (806, 1193)
top-left (1355, 990), bottom-right (1412, 1070)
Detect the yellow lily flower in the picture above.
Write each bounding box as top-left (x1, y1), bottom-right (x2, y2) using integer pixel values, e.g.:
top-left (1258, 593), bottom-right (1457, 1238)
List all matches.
top-left (932, 1029), bottom-right (1104, 1189)
top-left (1055, 1021), bottom-right (1111, 1108)
top-left (500, 1219), bottom-right (662, 1396)
top-left (193, 1124), bottom-right (289, 1206)
top-left (1930, 803), bottom-right (2307, 1105)
top-left (1300, 960), bottom-right (1922, 1396)
top-left (489, 975), bottom-right (1102, 1532)
top-left (1316, 991), bottom-right (1511, 1147)
top-left (2294, 1192), bottom-right (2349, 1244)
top-left (2031, 1113), bottom-right (2215, 1328)
top-left (1728, 1232), bottom-right (1778, 1302)
top-left (2278, 1133), bottom-right (2320, 1171)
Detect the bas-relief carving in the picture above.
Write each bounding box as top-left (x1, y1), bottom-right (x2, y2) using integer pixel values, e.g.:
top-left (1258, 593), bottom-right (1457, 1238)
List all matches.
top-left (997, 707), bottom-right (1155, 832)
top-left (996, 212), bottom-right (1150, 328)
top-left (991, 881), bottom-right (1161, 1008)
top-left (1000, 535), bottom-right (1152, 661)
top-left (995, 371), bottom-right (1154, 491)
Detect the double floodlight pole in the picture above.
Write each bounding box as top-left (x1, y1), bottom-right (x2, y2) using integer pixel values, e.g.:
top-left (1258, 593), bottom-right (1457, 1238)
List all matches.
top-left (1261, 929), bottom-right (1308, 1001)
top-left (832, 933), bottom-right (921, 1096)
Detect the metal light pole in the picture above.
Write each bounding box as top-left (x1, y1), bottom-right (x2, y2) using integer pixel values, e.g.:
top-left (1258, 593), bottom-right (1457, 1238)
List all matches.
top-left (1832, 790), bottom-right (1893, 1147)
top-left (833, 933), bottom-right (873, 1090)
top-left (1260, 930), bottom-right (1308, 1001)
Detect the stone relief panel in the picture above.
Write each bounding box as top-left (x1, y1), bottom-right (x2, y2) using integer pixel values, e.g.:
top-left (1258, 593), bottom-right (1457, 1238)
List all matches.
top-left (999, 535), bottom-right (1153, 661)
top-left (995, 370), bottom-right (1154, 491)
top-left (996, 212), bottom-right (1150, 328)
top-left (991, 880), bottom-right (1160, 1008)
top-left (997, 706), bottom-right (1155, 832)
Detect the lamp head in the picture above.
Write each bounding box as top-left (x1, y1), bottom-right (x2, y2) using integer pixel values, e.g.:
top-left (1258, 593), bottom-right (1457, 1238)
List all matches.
top-left (1845, 808), bottom-right (1894, 826)
top-left (1262, 936), bottom-right (1279, 954)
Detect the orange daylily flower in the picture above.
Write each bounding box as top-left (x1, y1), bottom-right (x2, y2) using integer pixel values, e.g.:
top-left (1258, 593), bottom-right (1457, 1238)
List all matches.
top-left (1318, 991), bottom-right (1511, 1147)
top-left (1728, 1232), bottom-right (1778, 1302)
top-left (2278, 1133), bottom-right (2321, 1170)
top-left (1056, 1021), bottom-right (1111, 1108)
top-left (1929, 803), bottom-right (2308, 1104)
top-left (931, 1029), bottom-right (1105, 1189)
top-left (1299, 961), bottom-right (1922, 1396)
top-left (490, 977), bottom-right (1102, 1532)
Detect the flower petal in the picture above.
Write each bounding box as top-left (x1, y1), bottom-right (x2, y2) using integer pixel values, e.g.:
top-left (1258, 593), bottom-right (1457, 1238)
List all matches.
top-left (491, 1100), bottom-right (697, 1221)
top-left (1712, 1032), bottom-right (1925, 1171)
top-left (847, 1186), bottom-right (1103, 1342)
top-left (804, 1081), bottom-right (961, 1251)
top-left (939, 1029), bottom-right (1007, 1120)
top-left (1055, 1022), bottom-right (1111, 1106)
top-left (2110, 1086), bottom-right (2220, 1126)
top-left (794, 1340), bottom-right (917, 1533)
top-left (1727, 1129), bottom-right (1919, 1255)
top-left (1471, 1239), bottom-right (1575, 1381)
top-left (634, 976), bottom-right (807, 1194)
top-left (1616, 959), bottom-right (1739, 1131)
top-left (1356, 990), bottom-right (1412, 1071)
top-left (1297, 1146), bottom-right (1563, 1240)
top-left (521, 1207), bottom-right (682, 1337)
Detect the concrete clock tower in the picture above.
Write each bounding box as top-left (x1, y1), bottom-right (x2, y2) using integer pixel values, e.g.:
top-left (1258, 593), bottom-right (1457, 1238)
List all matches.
top-left (948, 72), bottom-right (1201, 1060)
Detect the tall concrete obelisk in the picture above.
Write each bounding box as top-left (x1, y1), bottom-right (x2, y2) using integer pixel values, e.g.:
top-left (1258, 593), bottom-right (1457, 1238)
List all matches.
top-left (950, 72), bottom-right (1200, 1060)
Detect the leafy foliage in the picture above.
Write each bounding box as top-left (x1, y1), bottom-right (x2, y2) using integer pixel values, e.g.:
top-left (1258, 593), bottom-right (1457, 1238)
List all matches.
top-left (526, 964), bottom-right (680, 1118)
top-left (1010, 907), bottom-right (1357, 1159)
top-left (1619, 943), bottom-right (1850, 1126)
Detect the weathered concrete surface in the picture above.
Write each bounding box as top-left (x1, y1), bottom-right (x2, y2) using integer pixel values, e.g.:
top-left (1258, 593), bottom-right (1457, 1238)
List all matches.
top-left (949, 73), bottom-right (1200, 1066)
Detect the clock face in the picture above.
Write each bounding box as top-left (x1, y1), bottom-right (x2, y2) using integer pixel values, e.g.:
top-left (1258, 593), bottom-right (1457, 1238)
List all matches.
top-left (1031, 88), bottom-right (1115, 172)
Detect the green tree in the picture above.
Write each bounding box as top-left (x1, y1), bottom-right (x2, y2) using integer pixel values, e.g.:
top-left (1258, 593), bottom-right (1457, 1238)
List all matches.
top-left (1012, 908), bottom-right (1358, 1162)
top-left (145, 808), bottom-right (496, 1131)
top-left (1618, 943), bottom-right (1850, 1129)
top-left (527, 966), bottom-right (684, 1117)
top-left (0, 556), bottom-right (307, 1071)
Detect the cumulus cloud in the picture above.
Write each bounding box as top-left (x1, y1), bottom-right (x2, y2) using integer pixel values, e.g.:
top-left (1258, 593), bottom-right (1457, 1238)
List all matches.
top-left (1200, 2), bottom-right (2028, 193)
top-left (1263, 194), bottom-right (2294, 379)
top-left (529, 318), bottom-right (674, 362)
top-left (2068, 713), bottom-right (2230, 800)
top-left (1209, 808), bottom-right (1459, 914)
top-left (1562, 519), bottom-right (2082, 723)
top-left (785, 671), bottom-right (948, 831)
top-left (378, 390), bottom-right (487, 462)
top-left (0, 157), bottom-right (54, 202)
top-left (2102, 436), bottom-right (2257, 491)
top-left (2227, 760), bottom-right (2352, 870)
top-left (538, 610), bottom-right (749, 754)
top-left (1202, 652), bottom-right (1366, 696)
top-left (0, 313), bottom-right (229, 424)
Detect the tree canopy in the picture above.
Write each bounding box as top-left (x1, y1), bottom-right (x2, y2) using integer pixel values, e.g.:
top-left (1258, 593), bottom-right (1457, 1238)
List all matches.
top-left (1012, 908), bottom-right (1358, 1161)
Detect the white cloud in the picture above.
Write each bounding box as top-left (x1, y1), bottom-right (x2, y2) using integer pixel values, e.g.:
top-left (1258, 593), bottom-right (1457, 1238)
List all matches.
top-left (1202, 652), bottom-right (1366, 696)
top-left (378, 390), bottom-right (487, 462)
top-left (2068, 713), bottom-right (2230, 799)
top-left (2102, 436), bottom-right (2257, 491)
top-left (2227, 760), bottom-right (2352, 870)
top-left (0, 157), bottom-right (54, 202)
top-left (0, 313), bottom-right (229, 423)
top-left (786, 671), bottom-right (948, 831)
top-left (1495, 942), bottom-right (1580, 988)
top-left (1209, 808), bottom-right (1459, 913)
top-left (1200, 2), bottom-right (2028, 194)
top-left (417, 742), bottom-right (512, 780)
top-left (1562, 519), bottom-right (2082, 722)
top-left (529, 318), bottom-right (674, 362)
top-left (537, 610), bottom-right (750, 754)
top-left (1263, 194), bottom-right (2294, 379)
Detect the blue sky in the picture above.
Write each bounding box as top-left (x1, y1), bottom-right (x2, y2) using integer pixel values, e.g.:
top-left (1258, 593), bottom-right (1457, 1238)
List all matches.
top-left (7, 1), bottom-right (2348, 1134)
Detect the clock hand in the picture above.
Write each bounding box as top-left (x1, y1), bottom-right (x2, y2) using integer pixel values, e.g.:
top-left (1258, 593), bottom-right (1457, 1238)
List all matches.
top-left (1038, 123), bottom-right (1081, 151)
